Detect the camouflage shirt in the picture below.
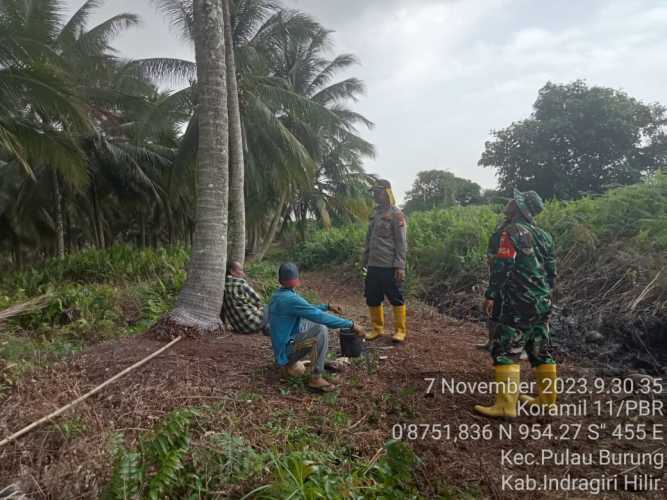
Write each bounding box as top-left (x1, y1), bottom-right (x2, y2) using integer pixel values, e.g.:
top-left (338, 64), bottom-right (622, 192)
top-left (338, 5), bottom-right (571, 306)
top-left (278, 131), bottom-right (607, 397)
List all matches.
top-left (363, 205), bottom-right (408, 269)
top-left (485, 218), bottom-right (556, 323)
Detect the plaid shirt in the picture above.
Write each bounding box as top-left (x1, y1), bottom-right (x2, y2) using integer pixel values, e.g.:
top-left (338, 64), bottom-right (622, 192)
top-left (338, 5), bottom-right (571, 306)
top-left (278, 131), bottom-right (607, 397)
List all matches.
top-left (222, 276), bottom-right (264, 334)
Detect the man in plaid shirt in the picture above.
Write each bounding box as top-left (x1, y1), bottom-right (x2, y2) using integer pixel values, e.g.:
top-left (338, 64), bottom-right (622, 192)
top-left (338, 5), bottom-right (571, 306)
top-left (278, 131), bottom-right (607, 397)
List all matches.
top-left (222, 261), bottom-right (268, 334)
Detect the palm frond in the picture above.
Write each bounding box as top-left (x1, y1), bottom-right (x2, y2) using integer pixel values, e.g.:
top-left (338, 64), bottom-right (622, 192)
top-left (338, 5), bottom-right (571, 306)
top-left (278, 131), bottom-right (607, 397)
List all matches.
top-left (246, 93), bottom-right (316, 187)
top-left (98, 138), bottom-right (165, 201)
top-left (307, 54), bottom-right (359, 95)
top-left (77, 13), bottom-right (141, 54)
top-left (11, 122), bottom-right (88, 188)
top-left (0, 122), bottom-right (33, 178)
top-left (329, 105), bottom-right (375, 130)
top-left (0, 0), bottom-right (64, 44)
top-left (58, 0), bottom-right (105, 46)
top-left (132, 87), bottom-right (193, 139)
top-left (0, 64), bottom-right (90, 132)
top-left (252, 78), bottom-right (346, 132)
top-left (232, 0), bottom-right (278, 46)
top-left (130, 57), bottom-right (197, 87)
top-left (150, 0), bottom-right (194, 40)
top-left (312, 78), bottom-right (365, 105)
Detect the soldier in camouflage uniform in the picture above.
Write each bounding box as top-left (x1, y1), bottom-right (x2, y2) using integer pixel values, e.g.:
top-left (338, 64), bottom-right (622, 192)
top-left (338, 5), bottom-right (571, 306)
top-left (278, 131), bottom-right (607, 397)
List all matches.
top-left (474, 189), bottom-right (558, 418)
top-left (363, 179), bottom-right (408, 342)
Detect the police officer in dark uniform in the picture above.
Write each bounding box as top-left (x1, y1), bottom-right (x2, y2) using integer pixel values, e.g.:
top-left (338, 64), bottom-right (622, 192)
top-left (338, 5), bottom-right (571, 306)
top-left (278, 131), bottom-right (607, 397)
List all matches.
top-left (363, 179), bottom-right (408, 342)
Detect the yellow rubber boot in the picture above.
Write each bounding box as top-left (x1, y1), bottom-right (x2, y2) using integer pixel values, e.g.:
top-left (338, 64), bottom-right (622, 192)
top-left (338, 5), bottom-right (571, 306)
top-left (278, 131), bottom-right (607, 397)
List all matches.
top-left (474, 364), bottom-right (520, 418)
top-left (392, 305), bottom-right (407, 342)
top-left (520, 364), bottom-right (557, 408)
top-left (366, 305), bottom-right (384, 340)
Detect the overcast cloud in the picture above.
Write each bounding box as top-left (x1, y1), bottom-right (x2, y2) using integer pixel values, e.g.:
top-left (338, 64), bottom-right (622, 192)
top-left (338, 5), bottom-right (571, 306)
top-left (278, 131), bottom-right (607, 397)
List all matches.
top-left (64, 0), bottom-right (667, 200)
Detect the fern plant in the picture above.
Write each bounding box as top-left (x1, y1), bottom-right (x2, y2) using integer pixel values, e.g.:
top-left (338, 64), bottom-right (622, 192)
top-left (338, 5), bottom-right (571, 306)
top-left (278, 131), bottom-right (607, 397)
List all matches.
top-left (244, 440), bottom-right (420, 500)
top-left (104, 409), bottom-right (197, 500)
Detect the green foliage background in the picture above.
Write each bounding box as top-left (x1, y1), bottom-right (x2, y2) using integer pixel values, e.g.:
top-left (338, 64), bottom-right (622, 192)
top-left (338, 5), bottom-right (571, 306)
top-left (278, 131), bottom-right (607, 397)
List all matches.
top-left (291, 175), bottom-right (667, 301)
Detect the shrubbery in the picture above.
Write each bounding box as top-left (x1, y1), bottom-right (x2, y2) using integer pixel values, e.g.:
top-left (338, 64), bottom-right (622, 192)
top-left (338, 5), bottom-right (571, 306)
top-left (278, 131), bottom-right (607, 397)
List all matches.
top-left (290, 175), bottom-right (667, 310)
top-left (291, 224), bottom-right (367, 269)
top-left (0, 249), bottom-right (188, 388)
top-left (407, 206), bottom-right (499, 290)
top-left (539, 174), bottom-right (667, 254)
top-left (2, 246), bottom-right (190, 295)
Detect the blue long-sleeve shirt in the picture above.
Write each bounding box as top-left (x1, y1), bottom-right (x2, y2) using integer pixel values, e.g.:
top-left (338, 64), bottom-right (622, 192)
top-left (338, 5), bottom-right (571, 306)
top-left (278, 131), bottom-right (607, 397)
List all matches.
top-left (268, 287), bottom-right (353, 367)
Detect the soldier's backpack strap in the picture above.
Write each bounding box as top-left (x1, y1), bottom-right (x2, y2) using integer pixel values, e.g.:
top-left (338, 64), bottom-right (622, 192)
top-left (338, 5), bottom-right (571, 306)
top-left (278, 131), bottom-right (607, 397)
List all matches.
top-left (506, 223), bottom-right (534, 256)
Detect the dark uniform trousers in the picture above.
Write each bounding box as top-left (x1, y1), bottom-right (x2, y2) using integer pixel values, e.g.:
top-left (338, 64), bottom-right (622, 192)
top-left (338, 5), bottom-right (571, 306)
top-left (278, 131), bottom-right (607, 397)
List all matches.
top-left (365, 266), bottom-right (405, 307)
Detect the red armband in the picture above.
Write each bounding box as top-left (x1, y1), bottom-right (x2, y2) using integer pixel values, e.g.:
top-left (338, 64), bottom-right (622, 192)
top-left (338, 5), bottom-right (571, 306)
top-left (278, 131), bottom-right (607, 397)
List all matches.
top-left (497, 231), bottom-right (517, 259)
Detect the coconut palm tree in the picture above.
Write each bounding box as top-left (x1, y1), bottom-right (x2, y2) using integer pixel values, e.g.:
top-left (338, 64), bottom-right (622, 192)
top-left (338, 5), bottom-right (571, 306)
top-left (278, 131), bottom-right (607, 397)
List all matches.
top-left (146, 0), bottom-right (374, 257)
top-left (0, 1), bottom-right (94, 258)
top-left (0, 0), bottom-right (375, 265)
top-left (157, 0), bottom-right (229, 334)
top-left (262, 11), bottom-right (375, 233)
top-left (0, 0), bottom-right (150, 257)
top-left (223, 0), bottom-right (246, 264)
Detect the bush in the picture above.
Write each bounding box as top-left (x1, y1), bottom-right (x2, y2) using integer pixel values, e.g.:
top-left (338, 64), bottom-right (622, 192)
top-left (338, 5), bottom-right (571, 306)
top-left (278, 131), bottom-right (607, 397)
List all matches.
top-left (291, 175), bottom-right (667, 309)
top-left (291, 224), bottom-right (366, 270)
top-left (538, 173), bottom-right (667, 254)
top-left (0, 247), bottom-right (190, 373)
top-left (18, 284), bottom-right (120, 330)
top-left (408, 205), bottom-right (499, 288)
top-left (289, 206), bottom-right (500, 293)
top-left (2, 245), bottom-right (189, 295)
top-left (105, 409), bottom-right (197, 499)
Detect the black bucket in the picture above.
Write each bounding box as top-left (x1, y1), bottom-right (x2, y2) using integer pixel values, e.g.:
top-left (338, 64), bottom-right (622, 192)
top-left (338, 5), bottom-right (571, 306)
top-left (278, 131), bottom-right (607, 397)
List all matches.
top-left (339, 328), bottom-right (364, 357)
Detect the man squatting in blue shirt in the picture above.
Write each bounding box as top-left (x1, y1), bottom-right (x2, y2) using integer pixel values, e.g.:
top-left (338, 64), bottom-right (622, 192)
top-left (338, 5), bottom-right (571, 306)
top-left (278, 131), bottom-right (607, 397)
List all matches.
top-left (268, 263), bottom-right (366, 392)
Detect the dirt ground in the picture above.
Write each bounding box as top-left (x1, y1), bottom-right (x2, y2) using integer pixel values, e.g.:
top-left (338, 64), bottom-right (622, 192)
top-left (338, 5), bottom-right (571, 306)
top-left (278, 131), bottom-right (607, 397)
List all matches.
top-left (0, 269), bottom-right (665, 498)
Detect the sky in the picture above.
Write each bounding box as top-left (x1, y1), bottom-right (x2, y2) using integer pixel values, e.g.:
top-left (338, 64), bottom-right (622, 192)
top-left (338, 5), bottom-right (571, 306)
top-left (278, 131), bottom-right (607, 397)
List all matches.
top-left (63, 0), bottom-right (667, 201)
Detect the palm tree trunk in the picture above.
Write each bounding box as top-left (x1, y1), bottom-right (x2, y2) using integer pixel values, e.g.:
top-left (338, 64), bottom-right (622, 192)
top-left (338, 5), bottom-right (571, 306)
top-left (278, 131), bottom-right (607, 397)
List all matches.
top-left (139, 210), bottom-right (147, 248)
top-left (160, 0), bottom-right (230, 334)
top-left (247, 225), bottom-right (258, 257)
top-left (87, 207), bottom-right (99, 248)
top-left (255, 193), bottom-right (287, 261)
top-left (90, 183), bottom-right (105, 248)
top-left (164, 200), bottom-right (175, 245)
top-left (65, 205), bottom-right (72, 254)
top-left (223, 0), bottom-right (246, 265)
top-left (52, 170), bottom-right (65, 259)
top-left (316, 198), bottom-right (332, 230)
top-left (12, 234), bottom-right (22, 270)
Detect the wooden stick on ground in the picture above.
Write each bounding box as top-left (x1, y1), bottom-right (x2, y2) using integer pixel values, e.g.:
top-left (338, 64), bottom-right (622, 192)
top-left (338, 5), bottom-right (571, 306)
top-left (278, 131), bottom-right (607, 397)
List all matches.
top-left (0, 336), bottom-right (183, 448)
top-left (0, 294), bottom-right (51, 328)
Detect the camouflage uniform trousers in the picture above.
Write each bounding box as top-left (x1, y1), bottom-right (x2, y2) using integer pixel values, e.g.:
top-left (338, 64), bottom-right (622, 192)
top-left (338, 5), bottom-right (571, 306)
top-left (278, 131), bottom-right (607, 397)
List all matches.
top-left (491, 315), bottom-right (555, 367)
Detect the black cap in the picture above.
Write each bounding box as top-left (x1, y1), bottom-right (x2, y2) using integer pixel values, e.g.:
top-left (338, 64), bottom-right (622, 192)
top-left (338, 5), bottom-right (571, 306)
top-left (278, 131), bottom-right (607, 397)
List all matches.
top-left (278, 262), bottom-right (300, 287)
